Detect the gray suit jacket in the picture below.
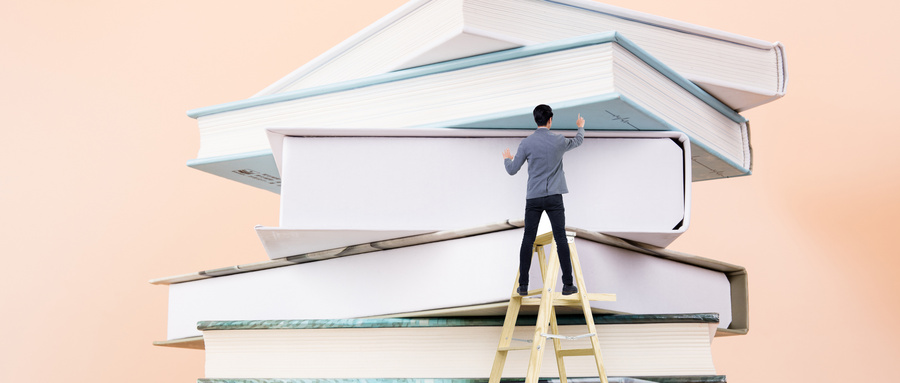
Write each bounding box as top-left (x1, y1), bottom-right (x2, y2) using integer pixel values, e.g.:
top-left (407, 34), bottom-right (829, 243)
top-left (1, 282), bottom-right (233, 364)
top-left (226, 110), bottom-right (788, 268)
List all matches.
top-left (504, 126), bottom-right (585, 199)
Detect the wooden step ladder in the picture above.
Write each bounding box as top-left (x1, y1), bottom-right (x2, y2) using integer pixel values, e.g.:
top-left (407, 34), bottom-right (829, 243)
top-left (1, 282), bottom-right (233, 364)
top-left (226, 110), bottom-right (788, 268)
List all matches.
top-left (488, 231), bottom-right (616, 383)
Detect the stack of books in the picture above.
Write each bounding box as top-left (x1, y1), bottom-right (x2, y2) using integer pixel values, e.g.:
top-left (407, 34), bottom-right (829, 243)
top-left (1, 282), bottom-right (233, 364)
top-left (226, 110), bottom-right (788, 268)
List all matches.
top-left (153, 0), bottom-right (786, 382)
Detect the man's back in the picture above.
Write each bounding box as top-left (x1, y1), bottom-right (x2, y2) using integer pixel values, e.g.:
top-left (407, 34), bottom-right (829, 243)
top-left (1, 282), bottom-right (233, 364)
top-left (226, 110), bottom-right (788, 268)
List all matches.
top-left (504, 126), bottom-right (584, 199)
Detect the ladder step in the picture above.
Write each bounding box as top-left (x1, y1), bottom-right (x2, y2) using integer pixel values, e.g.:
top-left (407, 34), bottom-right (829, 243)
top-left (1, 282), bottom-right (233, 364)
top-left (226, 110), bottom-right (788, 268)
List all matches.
top-left (520, 293), bottom-right (616, 305)
top-left (532, 232), bottom-right (555, 246)
top-left (578, 292), bottom-right (616, 302)
top-left (498, 345), bottom-right (534, 351)
top-left (556, 348), bottom-right (599, 357)
top-left (532, 231), bottom-right (576, 247)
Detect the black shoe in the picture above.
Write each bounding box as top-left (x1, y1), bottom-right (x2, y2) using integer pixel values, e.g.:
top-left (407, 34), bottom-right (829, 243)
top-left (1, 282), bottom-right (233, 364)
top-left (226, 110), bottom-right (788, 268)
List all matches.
top-left (517, 284), bottom-right (528, 296)
top-left (562, 284), bottom-right (578, 295)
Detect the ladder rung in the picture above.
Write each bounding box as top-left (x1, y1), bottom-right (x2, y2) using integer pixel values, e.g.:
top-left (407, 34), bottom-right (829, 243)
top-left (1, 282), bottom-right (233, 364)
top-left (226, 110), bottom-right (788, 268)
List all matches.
top-left (498, 345), bottom-right (534, 351)
top-left (532, 231), bottom-right (576, 246)
top-left (520, 297), bottom-right (541, 305)
top-left (560, 293), bottom-right (616, 302)
top-left (520, 293), bottom-right (616, 305)
top-left (556, 348), bottom-right (599, 357)
top-left (532, 232), bottom-right (554, 246)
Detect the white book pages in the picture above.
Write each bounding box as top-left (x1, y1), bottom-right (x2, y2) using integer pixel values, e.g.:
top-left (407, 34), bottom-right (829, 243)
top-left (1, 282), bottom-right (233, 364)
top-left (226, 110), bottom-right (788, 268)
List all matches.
top-left (193, 38), bottom-right (748, 188)
top-left (166, 229), bottom-right (731, 340)
top-left (277, 134), bottom-right (687, 248)
top-left (203, 322), bottom-right (718, 378)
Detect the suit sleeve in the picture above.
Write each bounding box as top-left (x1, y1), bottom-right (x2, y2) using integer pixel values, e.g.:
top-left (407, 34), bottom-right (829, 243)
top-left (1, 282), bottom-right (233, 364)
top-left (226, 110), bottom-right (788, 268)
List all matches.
top-left (565, 125), bottom-right (585, 151)
top-left (504, 141), bottom-right (528, 175)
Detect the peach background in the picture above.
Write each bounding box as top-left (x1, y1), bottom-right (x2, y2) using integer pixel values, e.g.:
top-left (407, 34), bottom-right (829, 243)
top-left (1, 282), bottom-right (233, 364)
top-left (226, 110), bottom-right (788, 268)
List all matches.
top-left (2, 0), bottom-right (898, 381)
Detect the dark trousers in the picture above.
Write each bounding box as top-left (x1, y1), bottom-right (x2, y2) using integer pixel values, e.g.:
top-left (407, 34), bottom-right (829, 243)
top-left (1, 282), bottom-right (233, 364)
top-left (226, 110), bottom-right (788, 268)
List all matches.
top-left (518, 194), bottom-right (574, 286)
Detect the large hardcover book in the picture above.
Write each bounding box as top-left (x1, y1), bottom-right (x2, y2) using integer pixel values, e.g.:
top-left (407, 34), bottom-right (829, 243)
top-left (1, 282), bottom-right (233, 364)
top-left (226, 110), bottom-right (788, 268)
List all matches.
top-left (151, 224), bottom-right (748, 341)
top-left (199, 314), bottom-right (720, 379)
top-left (265, 130), bottom-right (690, 249)
top-left (187, 32), bottom-right (750, 192)
top-left (255, 0), bottom-right (786, 112)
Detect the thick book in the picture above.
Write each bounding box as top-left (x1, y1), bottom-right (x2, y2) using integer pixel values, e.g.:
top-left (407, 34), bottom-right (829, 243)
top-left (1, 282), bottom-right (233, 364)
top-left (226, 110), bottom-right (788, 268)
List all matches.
top-left (187, 32), bottom-right (750, 192)
top-left (151, 224), bottom-right (748, 341)
top-left (199, 314), bottom-right (720, 379)
top-left (265, 129), bottom-right (691, 250)
top-left (254, 0), bottom-right (786, 112)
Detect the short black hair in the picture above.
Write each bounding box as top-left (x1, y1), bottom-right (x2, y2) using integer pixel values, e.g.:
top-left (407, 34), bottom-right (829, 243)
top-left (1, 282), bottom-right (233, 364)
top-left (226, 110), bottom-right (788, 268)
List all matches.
top-left (533, 104), bottom-right (553, 126)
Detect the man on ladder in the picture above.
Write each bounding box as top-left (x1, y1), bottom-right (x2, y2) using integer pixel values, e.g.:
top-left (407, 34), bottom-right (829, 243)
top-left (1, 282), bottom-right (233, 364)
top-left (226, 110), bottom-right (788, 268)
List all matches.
top-left (496, 105), bottom-right (610, 383)
top-left (502, 104), bottom-right (586, 296)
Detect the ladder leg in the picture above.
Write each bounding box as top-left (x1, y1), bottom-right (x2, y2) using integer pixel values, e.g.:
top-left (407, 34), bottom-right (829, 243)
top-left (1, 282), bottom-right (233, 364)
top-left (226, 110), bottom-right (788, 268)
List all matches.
top-left (570, 243), bottom-right (609, 383)
top-left (489, 270), bottom-right (526, 383)
top-left (524, 239), bottom-right (561, 383)
top-left (536, 243), bottom-right (547, 284)
top-left (540, 243), bottom-right (567, 382)
top-left (549, 305), bottom-right (567, 383)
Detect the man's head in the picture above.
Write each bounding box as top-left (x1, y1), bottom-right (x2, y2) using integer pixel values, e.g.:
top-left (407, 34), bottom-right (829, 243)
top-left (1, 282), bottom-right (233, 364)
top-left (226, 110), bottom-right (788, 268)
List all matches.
top-left (533, 104), bottom-right (553, 128)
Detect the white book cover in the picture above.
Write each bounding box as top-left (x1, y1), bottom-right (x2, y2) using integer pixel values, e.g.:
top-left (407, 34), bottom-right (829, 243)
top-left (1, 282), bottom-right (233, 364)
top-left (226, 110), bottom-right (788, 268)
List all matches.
top-left (156, 228), bottom-right (738, 341)
top-left (255, 0), bottom-right (787, 112)
top-left (264, 129), bottom-right (691, 250)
